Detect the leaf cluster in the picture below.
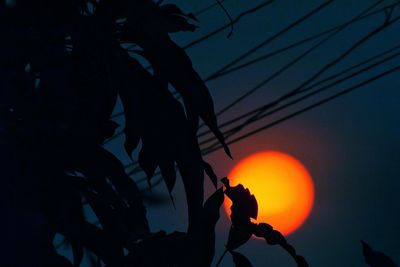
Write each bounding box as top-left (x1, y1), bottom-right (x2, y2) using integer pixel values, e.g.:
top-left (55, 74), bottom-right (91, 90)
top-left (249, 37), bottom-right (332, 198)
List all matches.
top-left (220, 178), bottom-right (308, 267)
top-left (0, 1), bottom-right (310, 267)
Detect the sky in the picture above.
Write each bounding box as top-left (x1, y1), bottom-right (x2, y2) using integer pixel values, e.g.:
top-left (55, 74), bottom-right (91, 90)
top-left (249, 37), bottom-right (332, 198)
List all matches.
top-left (102, 1), bottom-right (400, 266)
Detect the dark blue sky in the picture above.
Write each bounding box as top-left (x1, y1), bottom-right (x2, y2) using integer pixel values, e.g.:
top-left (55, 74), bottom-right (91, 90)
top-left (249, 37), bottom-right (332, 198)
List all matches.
top-left (101, 1), bottom-right (400, 266)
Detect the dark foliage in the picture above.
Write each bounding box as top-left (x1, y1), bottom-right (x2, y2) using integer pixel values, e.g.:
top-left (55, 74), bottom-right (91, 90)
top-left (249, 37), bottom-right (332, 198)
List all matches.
top-left (230, 251), bottom-right (254, 267)
top-left (361, 241), bottom-right (398, 267)
top-left (220, 178), bottom-right (309, 267)
top-left (1, 1), bottom-right (311, 267)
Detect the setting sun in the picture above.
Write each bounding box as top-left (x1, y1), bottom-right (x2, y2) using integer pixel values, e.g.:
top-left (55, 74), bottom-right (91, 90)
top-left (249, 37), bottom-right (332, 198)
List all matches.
top-left (224, 151), bottom-right (314, 236)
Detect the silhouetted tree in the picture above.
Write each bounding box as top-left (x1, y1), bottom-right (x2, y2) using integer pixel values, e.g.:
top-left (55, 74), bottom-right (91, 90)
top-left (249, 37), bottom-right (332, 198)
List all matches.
top-left (1, 1), bottom-right (308, 266)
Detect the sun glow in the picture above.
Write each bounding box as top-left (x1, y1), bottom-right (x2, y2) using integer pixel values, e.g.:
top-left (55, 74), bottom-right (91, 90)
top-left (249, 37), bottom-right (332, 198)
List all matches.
top-left (224, 151), bottom-right (314, 236)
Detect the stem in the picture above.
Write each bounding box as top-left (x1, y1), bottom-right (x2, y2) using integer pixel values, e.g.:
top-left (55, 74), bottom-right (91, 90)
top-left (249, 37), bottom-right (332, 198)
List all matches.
top-left (215, 249), bottom-right (228, 267)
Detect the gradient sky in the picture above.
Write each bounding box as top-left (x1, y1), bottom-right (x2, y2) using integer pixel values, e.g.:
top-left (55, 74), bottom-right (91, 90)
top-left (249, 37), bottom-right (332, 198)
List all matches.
top-left (100, 1), bottom-right (400, 266)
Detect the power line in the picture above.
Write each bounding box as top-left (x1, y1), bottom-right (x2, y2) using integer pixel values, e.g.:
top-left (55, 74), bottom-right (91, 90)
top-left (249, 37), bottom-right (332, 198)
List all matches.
top-left (209, 0), bottom-right (384, 121)
top-left (207, 0), bottom-right (400, 82)
top-left (205, 0), bottom-right (334, 80)
top-left (108, 1), bottom-right (333, 128)
top-left (202, 13), bottom-right (400, 150)
top-left (113, 0), bottom-right (358, 122)
top-left (183, 0), bottom-right (275, 49)
top-left (127, 45), bottom-right (400, 179)
top-left (200, 49), bottom-right (400, 148)
top-left (111, 0), bottom-right (400, 121)
top-left (132, 61), bottom-right (400, 185)
top-left (109, 1), bottom-right (274, 119)
top-left (203, 63), bottom-right (400, 154)
top-left (111, 2), bottom-right (400, 176)
top-left (124, 41), bottom-right (400, 175)
top-left (193, 0), bottom-right (228, 17)
top-left (199, 43), bottom-right (400, 137)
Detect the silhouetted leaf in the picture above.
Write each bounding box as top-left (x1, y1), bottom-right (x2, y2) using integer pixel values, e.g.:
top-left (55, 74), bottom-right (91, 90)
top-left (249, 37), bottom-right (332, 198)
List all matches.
top-left (203, 188), bottom-right (225, 226)
top-left (122, 13), bottom-right (232, 159)
top-left (266, 230), bottom-right (286, 245)
top-left (71, 240), bottom-right (84, 267)
top-left (47, 252), bottom-right (73, 267)
top-left (156, 4), bottom-right (199, 33)
top-left (222, 177), bottom-right (258, 224)
top-left (5, 1), bottom-right (240, 266)
top-left (230, 251), bottom-right (254, 267)
top-left (110, 46), bottom-right (206, 230)
top-left (124, 126), bottom-right (140, 158)
top-left (221, 177), bottom-right (309, 267)
top-left (362, 240), bottom-right (398, 267)
top-left (203, 160), bottom-right (218, 188)
top-left (65, 144), bottom-right (149, 244)
top-left (88, 250), bottom-right (101, 267)
top-left (57, 220), bottom-right (124, 266)
top-left (159, 159), bottom-right (177, 207)
top-left (294, 255), bottom-right (309, 267)
top-left (192, 188), bottom-right (225, 267)
top-left (252, 222), bottom-right (273, 238)
top-left (159, 160), bottom-right (176, 194)
top-left (252, 222), bottom-right (309, 267)
top-left (226, 225), bottom-right (253, 251)
top-left (211, 127), bottom-right (233, 159)
top-left (139, 148), bottom-right (158, 187)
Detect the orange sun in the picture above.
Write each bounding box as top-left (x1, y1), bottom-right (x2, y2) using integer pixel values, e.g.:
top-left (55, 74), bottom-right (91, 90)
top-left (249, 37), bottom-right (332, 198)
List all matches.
top-left (224, 151), bottom-right (314, 236)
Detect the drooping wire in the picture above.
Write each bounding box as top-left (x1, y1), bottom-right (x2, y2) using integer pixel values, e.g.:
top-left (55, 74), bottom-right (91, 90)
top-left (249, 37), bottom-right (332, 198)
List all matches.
top-left (135, 62), bottom-right (400, 184)
top-left (205, 0), bottom-right (334, 80)
top-left (215, 0), bottom-right (234, 37)
top-left (208, 0), bottom-right (400, 82)
top-left (127, 45), bottom-right (400, 178)
top-left (108, 1), bottom-right (400, 183)
top-left (148, 47), bottom-right (400, 174)
top-left (208, 0), bottom-right (384, 123)
top-left (122, 13), bottom-right (398, 178)
top-left (204, 64), bottom-right (400, 154)
top-left (108, 0), bottom-right (332, 125)
top-left (200, 49), bottom-right (400, 149)
top-left (203, 12), bottom-right (400, 151)
top-left (199, 43), bottom-right (400, 138)
top-left (193, 0), bottom-right (228, 17)
top-left (183, 0), bottom-right (275, 49)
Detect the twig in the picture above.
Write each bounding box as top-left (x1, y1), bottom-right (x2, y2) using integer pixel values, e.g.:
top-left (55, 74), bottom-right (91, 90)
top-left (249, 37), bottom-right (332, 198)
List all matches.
top-left (215, 249), bottom-right (228, 267)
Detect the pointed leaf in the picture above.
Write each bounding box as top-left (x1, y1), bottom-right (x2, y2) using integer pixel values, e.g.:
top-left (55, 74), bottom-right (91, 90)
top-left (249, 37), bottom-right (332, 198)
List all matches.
top-left (194, 188), bottom-right (224, 267)
top-left (230, 251), bottom-right (254, 267)
top-left (209, 124), bottom-right (233, 158)
top-left (253, 222), bottom-right (309, 267)
top-left (203, 160), bottom-right (218, 188)
top-left (187, 13), bottom-right (199, 23)
top-left (124, 126), bottom-right (140, 158)
top-left (71, 240), bottom-right (84, 267)
top-left (159, 160), bottom-right (176, 193)
top-left (362, 240), bottom-right (398, 267)
top-left (158, 4), bottom-right (199, 33)
top-left (203, 187), bottom-right (224, 227)
top-left (294, 255), bottom-right (309, 267)
top-left (121, 21), bottom-right (232, 159)
top-left (138, 148), bottom-right (158, 185)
